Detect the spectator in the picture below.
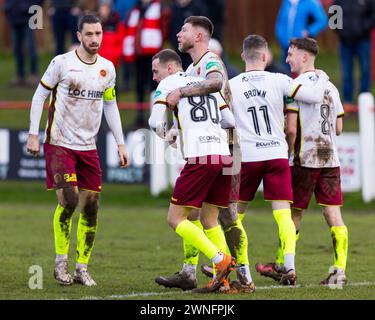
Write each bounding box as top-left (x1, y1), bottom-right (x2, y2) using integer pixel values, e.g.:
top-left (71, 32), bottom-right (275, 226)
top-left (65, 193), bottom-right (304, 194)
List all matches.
top-left (4, 0), bottom-right (42, 86)
top-left (49, 0), bottom-right (82, 55)
top-left (208, 38), bottom-right (240, 79)
top-left (123, 0), bottom-right (170, 126)
top-left (275, 0), bottom-right (328, 72)
top-left (169, 0), bottom-right (207, 70)
top-left (114, 0), bottom-right (137, 92)
top-left (98, 0), bottom-right (123, 70)
top-left (333, 0), bottom-right (375, 111)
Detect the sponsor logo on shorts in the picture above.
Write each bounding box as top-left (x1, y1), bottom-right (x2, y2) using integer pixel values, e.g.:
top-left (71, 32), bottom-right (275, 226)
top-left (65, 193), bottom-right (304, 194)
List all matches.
top-left (64, 173), bottom-right (77, 182)
top-left (199, 135), bottom-right (220, 143)
top-left (256, 140), bottom-right (280, 148)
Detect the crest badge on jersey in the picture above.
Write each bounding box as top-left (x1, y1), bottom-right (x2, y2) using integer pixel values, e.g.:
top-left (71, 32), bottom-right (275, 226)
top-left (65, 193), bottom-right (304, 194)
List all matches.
top-left (197, 67), bottom-right (201, 76)
top-left (100, 69), bottom-right (107, 77)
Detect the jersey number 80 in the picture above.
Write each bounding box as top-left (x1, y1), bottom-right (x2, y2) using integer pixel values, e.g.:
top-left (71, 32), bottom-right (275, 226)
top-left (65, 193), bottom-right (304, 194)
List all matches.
top-left (189, 95), bottom-right (219, 124)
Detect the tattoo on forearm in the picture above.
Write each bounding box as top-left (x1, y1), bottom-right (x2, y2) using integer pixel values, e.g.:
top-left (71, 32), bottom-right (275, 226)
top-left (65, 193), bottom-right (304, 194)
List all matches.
top-left (180, 78), bottom-right (222, 97)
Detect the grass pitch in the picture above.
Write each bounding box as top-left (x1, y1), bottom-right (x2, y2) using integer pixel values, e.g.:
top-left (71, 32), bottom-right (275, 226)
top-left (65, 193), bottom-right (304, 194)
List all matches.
top-left (0, 181), bottom-right (374, 300)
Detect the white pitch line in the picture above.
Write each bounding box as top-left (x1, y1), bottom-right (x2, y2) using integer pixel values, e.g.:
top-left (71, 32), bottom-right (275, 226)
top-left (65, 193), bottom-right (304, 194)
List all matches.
top-left (79, 281), bottom-right (375, 300)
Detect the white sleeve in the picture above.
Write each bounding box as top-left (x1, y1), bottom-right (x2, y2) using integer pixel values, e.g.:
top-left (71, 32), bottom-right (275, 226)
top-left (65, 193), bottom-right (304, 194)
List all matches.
top-left (333, 86), bottom-right (345, 117)
top-left (103, 100), bottom-right (125, 145)
top-left (148, 102), bottom-right (167, 138)
top-left (220, 107), bottom-right (235, 128)
top-left (282, 72), bottom-right (329, 104)
top-left (40, 56), bottom-right (61, 90)
top-left (29, 84), bottom-right (51, 135)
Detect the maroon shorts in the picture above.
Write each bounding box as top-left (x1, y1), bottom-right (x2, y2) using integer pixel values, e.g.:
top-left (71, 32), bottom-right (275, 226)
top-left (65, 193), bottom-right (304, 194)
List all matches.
top-left (171, 155), bottom-right (232, 208)
top-left (291, 166), bottom-right (343, 209)
top-left (239, 159), bottom-right (293, 202)
top-left (44, 143), bottom-right (102, 192)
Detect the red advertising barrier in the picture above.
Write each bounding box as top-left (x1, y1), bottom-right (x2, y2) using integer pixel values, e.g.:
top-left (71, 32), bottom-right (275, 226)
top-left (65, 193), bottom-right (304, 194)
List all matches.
top-left (0, 102), bottom-right (149, 110)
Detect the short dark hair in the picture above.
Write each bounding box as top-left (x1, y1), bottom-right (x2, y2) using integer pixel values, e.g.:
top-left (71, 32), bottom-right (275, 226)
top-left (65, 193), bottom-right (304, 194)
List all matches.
top-left (242, 34), bottom-right (268, 61)
top-left (152, 49), bottom-right (182, 66)
top-left (184, 16), bottom-right (214, 37)
top-left (78, 13), bottom-right (102, 32)
top-left (289, 37), bottom-right (319, 56)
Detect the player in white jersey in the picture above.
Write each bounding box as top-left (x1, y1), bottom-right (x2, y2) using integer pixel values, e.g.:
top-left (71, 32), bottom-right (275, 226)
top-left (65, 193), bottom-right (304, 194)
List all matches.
top-left (26, 14), bottom-right (129, 286)
top-left (149, 49), bottom-right (236, 293)
top-left (285, 38), bottom-right (348, 286)
top-left (154, 16), bottom-right (250, 294)
top-left (230, 35), bottom-right (329, 285)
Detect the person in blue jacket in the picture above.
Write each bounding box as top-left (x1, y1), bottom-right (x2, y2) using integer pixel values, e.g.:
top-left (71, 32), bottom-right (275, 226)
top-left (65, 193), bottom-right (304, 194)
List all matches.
top-left (276, 0), bottom-right (328, 73)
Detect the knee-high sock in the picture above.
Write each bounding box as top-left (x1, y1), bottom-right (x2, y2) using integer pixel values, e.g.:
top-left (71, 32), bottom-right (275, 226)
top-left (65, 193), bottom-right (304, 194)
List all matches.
top-left (205, 225), bottom-right (229, 277)
top-left (176, 220), bottom-right (218, 260)
top-left (225, 215), bottom-right (249, 265)
top-left (276, 230), bottom-right (299, 266)
top-left (76, 213), bottom-right (98, 265)
top-left (273, 209), bottom-right (296, 259)
top-left (183, 220), bottom-right (202, 266)
top-left (205, 225), bottom-right (228, 256)
top-left (331, 226), bottom-right (348, 271)
top-left (53, 204), bottom-right (73, 256)
top-left (238, 212), bottom-right (245, 222)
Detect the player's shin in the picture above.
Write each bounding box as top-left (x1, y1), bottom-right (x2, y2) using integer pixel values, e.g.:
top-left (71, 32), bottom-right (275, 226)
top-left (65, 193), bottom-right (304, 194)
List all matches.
top-left (331, 225), bottom-right (348, 271)
top-left (204, 225), bottom-right (228, 278)
top-left (276, 230), bottom-right (300, 267)
top-left (182, 219), bottom-right (202, 275)
top-left (53, 204), bottom-right (73, 259)
top-left (76, 212), bottom-right (98, 267)
top-left (233, 211), bottom-right (252, 284)
top-left (273, 208), bottom-right (296, 271)
top-left (175, 220), bottom-right (219, 261)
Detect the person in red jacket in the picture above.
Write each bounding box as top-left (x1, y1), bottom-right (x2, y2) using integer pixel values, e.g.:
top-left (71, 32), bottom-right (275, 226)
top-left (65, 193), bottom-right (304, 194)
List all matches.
top-left (123, 0), bottom-right (170, 126)
top-left (98, 0), bottom-right (124, 69)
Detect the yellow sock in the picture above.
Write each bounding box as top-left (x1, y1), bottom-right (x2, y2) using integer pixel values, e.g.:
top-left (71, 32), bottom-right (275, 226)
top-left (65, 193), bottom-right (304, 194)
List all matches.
top-left (331, 226), bottom-right (348, 271)
top-left (276, 230), bottom-right (299, 266)
top-left (204, 225), bottom-right (228, 255)
top-left (76, 213), bottom-right (98, 264)
top-left (224, 218), bottom-right (249, 265)
top-left (205, 225), bottom-right (229, 277)
top-left (53, 204), bottom-right (73, 255)
top-left (238, 212), bottom-right (245, 222)
top-left (183, 220), bottom-right (202, 265)
top-left (273, 209), bottom-right (296, 256)
top-left (176, 220), bottom-right (218, 260)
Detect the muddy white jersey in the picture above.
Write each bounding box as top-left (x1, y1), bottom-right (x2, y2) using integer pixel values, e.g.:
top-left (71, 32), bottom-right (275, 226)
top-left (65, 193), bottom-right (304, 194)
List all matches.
top-left (230, 71), bottom-right (301, 162)
top-left (153, 72), bottom-right (230, 158)
top-left (185, 50), bottom-right (232, 103)
top-left (286, 72), bottom-right (344, 168)
top-left (40, 50), bottom-right (116, 150)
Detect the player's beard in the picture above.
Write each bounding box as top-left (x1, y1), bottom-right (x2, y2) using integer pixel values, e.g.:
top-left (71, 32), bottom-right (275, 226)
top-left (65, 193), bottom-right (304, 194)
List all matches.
top-left (82, 41), bottom-right (101, 55)
top-left (178, 40), bottom-right (194, 53)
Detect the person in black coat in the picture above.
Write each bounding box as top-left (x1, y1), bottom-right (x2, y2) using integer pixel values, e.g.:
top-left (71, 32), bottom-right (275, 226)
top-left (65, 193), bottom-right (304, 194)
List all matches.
top-left (4, 0), bottom-right (43, 86)
top-left (333, 0), bottom-right (375, 107)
